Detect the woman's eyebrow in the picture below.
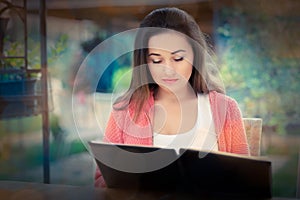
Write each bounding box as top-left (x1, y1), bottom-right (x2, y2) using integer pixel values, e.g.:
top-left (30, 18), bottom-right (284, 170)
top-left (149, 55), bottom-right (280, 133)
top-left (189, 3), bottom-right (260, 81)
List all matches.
top-left (148, 53), bottom-right (161, 56)
top-left (171, 49), bottom-right (186, 54)
top-left (148, 49), bottom-right (186, 57)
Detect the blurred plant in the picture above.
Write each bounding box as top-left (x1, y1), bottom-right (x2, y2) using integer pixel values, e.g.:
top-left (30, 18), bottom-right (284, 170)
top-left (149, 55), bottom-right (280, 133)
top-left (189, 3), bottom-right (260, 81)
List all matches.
top-left (79, 32), bottom-right (133, 93)
top-left (0, 37), bottom-right (25, 81)
top-left (48, 34), bottom-right (69, 68)
top-left (50, 114), bottom-right (66, 142)
top-left (112, 66), bottom-right (131, 93)
top-left (216, 1), bottom-right (300, 134)
top-left (0, 34), bottom-right (69, 81)
top-left (0, 0), bottom-right (26, 81)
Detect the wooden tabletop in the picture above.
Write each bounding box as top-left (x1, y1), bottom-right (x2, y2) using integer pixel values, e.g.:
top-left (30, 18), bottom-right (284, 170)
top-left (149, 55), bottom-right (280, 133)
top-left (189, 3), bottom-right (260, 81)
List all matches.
top-left (0, 181), bottom-right (171, 200)
top-left (0, 181), bottom-right (297, 200)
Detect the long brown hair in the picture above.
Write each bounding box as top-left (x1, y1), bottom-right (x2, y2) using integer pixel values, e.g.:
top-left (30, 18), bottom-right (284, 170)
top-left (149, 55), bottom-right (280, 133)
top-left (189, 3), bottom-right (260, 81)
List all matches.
top-left (114, 7), bottom-right (224, 120)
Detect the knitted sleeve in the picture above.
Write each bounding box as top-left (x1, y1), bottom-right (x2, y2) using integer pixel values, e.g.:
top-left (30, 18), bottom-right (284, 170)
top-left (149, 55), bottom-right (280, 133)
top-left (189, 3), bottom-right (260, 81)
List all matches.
top-left (94, 166), bottom-right (106, 188)
top-left (227, 98), bottom-right (250, 155)
top-left (209, 91), bottom-right (249, 155)
top-left (103, 109), bottom-right (125, 143)
top-left (94, 109), bottom-right (126, 188)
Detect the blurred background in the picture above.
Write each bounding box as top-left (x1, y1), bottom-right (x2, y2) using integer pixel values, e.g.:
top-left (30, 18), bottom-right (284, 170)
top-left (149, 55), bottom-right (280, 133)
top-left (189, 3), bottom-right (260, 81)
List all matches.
top-left (0, 0), bottom-right (299, 198)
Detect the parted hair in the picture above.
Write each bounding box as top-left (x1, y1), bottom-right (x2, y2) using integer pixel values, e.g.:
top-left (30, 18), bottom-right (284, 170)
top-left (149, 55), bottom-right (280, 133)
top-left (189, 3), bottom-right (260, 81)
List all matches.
top-left (114, 7), bottom-right (224, 120)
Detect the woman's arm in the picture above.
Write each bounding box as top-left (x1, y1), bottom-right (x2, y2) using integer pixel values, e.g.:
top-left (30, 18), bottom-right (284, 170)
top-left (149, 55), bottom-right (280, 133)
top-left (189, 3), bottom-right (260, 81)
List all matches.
top-left (227, 99), bottom-right (250, 156)
top-left (94, 110), bottom-right (125, 188)
top-left (94, 167), bottom-right (106, 188)
top-left (103, 110), bottom-right (125, 143)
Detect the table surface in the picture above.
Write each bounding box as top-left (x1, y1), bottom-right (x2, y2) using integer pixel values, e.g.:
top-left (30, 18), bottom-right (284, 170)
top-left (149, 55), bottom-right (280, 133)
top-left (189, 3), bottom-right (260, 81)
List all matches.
top-left (0, 181), bottom-right (297, 200)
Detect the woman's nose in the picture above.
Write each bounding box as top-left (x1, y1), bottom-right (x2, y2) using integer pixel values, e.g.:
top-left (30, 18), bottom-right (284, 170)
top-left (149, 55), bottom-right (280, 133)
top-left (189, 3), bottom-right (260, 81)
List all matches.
top-left (163, 61), bottom-right (176, 76)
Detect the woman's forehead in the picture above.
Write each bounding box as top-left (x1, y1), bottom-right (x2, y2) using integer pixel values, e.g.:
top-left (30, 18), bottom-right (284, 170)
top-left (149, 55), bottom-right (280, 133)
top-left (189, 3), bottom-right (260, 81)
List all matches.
top-left (148, 32), bottom-right (192, 53)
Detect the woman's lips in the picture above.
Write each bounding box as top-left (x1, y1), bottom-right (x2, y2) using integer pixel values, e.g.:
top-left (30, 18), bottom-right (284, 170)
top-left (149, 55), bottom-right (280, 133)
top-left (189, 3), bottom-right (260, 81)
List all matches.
top-left (162, 78), bottom-right (179, 84)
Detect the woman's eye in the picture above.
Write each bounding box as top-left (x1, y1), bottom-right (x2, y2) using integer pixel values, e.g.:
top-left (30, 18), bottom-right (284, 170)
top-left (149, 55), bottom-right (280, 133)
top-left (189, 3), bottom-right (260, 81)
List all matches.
top-left (152, 60), bottom-right (162, 64)
top-left (174, 57), bottom-right (184, 62)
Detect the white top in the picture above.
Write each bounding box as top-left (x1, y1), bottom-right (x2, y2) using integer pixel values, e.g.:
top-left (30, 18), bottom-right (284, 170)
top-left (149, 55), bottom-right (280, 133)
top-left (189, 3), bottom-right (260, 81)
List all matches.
top-left (153, 94), bottom-right (218, 154)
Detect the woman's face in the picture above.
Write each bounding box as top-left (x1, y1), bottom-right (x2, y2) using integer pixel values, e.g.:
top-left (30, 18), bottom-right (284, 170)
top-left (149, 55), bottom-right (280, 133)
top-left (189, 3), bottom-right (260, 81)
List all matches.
top-left (147, 31), bottom-right (194, 93)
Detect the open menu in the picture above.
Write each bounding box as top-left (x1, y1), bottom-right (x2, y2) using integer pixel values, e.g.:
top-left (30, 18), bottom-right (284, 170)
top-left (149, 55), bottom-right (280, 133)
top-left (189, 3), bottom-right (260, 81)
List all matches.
top-left (89, 141), bottom-right (272, 198)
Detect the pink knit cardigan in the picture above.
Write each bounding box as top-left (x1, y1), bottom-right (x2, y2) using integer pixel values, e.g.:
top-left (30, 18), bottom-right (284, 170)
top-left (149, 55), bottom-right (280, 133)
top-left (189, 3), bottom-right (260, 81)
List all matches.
top-left (94, 91), bottom-right (249, 187)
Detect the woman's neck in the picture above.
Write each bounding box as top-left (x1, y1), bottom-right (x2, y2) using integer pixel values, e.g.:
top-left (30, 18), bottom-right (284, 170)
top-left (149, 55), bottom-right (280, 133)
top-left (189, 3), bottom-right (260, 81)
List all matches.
top-left (155, 86), bottom-right (196, 103)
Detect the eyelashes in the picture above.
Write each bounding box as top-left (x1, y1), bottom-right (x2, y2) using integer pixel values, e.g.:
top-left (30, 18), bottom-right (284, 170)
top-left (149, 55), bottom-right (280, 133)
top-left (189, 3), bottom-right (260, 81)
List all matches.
top-left (151, 59), bottom-right (162, 64)
top-left (174, 57), bottom-right (184, 62)
top-left (150, 56), bottom-right (184, 64)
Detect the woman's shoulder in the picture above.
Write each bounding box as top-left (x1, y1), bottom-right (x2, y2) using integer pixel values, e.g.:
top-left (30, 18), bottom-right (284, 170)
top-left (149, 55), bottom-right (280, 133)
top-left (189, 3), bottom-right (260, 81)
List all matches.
top-left (208, 91), bottom-right (239, 108)
top-left (112, 94), bottom-right (154, 113)
top-left (208, 91), bottom-right (243, 123)
top-left (208, 90), bottom-right (233, 101)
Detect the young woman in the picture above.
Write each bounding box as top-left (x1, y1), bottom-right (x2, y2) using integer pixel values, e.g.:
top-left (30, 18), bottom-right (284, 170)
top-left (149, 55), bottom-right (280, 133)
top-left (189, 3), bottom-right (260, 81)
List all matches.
top-left (95, 7), bottom-right (249, 187)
